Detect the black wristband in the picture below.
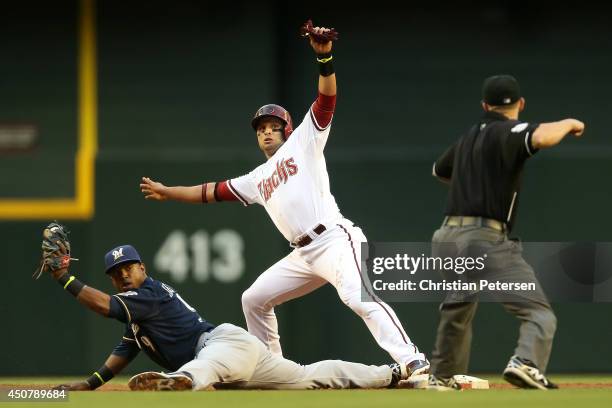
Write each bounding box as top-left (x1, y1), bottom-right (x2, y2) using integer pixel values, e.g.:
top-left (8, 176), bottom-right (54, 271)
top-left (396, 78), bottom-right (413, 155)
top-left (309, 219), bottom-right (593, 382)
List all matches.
top-left (57, 273), bottom-right (85, 297)
top-left (317, 52), bottom-right (334, 77)
top-left (85, 365), bottom-right (114, 389)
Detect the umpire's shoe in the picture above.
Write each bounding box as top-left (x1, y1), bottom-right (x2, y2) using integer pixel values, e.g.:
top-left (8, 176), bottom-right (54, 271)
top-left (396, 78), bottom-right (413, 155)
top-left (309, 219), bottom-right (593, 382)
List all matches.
top-left (128, 371), bottom-right (193, 391)
top-left (425, 374), bottom-right (462, 391)
top-left (503, 355), bottom-right (558, 390)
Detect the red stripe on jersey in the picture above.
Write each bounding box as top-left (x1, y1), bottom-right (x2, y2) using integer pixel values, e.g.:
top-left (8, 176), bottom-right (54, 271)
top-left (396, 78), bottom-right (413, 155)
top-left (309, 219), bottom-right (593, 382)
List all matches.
top-left (337, 224), bottom-right (413, 348)
top-left (227, 180), bottom-right (250, 206)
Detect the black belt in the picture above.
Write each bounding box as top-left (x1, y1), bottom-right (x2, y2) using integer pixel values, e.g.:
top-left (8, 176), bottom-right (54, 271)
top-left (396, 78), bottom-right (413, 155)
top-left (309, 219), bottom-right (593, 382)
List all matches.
top-left (293, 224), bottom-right (327, 248)
top-left (443, 216), bottom-right (506, 232)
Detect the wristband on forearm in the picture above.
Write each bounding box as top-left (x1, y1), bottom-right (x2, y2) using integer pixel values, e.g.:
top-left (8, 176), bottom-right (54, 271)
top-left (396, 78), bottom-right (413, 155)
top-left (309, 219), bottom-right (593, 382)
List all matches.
top-left (201, 183), bottom-right (208, 203)
top-left (317, 52), bottom-right (334, 77)
top-left (85, 365), bottom-right (114, 389)
top-left (57, 273), bottom-right (85, 297)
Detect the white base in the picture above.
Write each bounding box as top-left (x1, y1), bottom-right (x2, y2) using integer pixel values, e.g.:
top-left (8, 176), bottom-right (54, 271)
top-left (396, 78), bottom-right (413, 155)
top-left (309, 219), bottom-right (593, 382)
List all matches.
top-left (400, 374), bottom-right (490, 390)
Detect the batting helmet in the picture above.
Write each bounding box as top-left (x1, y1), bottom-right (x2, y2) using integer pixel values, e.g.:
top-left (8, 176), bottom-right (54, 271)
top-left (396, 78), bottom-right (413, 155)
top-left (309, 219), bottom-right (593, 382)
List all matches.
top-left (251, 104), bottom-right (294, 139)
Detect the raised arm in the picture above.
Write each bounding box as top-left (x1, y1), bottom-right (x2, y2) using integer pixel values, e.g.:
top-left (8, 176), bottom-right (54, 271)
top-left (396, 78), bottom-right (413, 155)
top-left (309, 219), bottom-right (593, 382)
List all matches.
top-left (307, 25), bottom-right (337, 130)
top-left (37, 224), bottom-right (138, 391)
top-left (531, 119), bottom-right (584, 149)
top-left (308, 28), bottom-right (336, 97)
top-left (140, 177), bottom-right (238, 203)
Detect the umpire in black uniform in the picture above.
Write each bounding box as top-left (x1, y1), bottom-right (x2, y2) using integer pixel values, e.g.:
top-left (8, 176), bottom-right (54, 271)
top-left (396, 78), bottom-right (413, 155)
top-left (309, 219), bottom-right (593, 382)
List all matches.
top-left (428, 75), bottom-right (585, 390)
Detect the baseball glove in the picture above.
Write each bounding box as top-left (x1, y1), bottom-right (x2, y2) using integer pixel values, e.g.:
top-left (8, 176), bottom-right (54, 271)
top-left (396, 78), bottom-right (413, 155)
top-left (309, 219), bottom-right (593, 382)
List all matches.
top-left (300, 19), bottom-right (338, 43)
top-left (33, 222), bottom-right (76, 279)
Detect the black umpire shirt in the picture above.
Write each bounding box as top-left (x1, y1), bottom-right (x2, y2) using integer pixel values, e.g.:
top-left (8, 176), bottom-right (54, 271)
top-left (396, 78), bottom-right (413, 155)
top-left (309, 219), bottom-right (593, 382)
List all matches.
top-left (433, 111), bottom-right (540, 231)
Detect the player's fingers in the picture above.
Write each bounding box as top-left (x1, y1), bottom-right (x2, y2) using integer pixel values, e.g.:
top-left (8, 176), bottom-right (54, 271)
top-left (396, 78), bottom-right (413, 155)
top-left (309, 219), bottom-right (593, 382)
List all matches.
top-left (57, 241), bottom-right (67, 254)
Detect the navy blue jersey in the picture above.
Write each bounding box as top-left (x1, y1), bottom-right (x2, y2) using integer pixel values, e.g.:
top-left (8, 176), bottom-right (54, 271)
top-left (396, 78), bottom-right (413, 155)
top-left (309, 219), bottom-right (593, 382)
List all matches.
top-left (108, 277), bottom-right (215, 371)
top-left (111, 326), bottom-right (140, 362)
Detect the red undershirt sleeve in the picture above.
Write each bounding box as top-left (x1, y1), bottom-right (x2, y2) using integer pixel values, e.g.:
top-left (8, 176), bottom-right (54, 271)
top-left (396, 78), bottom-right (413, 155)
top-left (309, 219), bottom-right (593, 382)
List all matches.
top-left (215, 181), bottom-right (239, 202)
top-left (310, 92), bottom-right (336, 130)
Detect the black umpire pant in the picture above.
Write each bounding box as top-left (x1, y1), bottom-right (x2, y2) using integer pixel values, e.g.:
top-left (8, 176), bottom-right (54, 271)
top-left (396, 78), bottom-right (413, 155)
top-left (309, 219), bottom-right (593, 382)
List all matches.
top-left (430, 225), bottom-right (557, 377)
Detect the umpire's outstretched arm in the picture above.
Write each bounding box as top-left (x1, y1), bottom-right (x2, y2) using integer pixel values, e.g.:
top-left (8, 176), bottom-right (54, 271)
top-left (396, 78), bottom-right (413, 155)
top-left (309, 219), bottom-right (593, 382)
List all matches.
top-left (531, 118), bottom-right (584, 148)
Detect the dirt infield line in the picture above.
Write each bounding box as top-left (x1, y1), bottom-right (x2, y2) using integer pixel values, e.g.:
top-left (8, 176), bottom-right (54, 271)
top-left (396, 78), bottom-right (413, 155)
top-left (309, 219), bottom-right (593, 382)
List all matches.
top-left (3, 383), bottom-right (612, 391)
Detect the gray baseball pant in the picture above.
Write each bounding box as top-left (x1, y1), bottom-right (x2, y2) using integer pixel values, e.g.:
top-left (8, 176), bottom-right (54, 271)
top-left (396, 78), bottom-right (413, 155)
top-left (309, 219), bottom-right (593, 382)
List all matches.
top-left (429, 225), bottom-right (557, 377)
top-left (179, 323), bottom-right (393, 390)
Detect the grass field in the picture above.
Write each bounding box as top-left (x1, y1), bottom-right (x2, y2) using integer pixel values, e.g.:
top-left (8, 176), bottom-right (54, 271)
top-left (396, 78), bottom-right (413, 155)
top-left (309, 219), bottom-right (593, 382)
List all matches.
top-left (1, 375), bottom-right (611, 408)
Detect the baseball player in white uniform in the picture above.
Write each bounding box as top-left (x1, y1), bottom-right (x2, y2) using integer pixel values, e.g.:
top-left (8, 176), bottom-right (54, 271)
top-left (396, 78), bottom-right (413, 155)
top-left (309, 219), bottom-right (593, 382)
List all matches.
top-left (140, 23), bottom-right (429, 379)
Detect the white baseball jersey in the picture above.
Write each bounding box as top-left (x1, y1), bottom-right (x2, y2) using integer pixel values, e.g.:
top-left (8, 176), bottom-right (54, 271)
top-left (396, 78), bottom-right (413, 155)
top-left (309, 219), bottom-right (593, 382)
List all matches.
top-left (227, 106), bottom-right (342, 243)
top-left (234, 101), bottom-right (426, 366)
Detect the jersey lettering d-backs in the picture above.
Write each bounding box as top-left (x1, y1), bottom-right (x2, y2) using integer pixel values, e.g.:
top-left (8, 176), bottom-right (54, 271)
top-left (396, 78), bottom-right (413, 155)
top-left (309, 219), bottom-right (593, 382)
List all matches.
top-left (227, 105), bottom-right (342, 242)
top-left (108, 277), bottom-right (215, 371)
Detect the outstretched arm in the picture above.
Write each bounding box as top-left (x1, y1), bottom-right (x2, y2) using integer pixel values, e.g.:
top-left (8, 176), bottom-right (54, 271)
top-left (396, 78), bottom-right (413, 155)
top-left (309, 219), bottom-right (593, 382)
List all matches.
top-left (531, 119), bottom-right (584, 149)
top-left (51, 268), bottom-right (112, 316)
top-left (54, 354), bottom-right (132, 391)
top-left (140, 177), bottom-right (238, 203)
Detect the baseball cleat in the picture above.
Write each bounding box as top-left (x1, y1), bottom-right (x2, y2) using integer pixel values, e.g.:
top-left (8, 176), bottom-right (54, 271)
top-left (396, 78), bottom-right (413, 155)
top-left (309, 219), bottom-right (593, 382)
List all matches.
top-left (426, 374), bottom-right (462, 391)
top-left (128, 371), bottom-right (193, 391)
top-left (387, 363), bottom-right (403, 388)
top-left (405, 359), bottom-right (430, 378)
top-left (503, 355), bottom-right (558, 390)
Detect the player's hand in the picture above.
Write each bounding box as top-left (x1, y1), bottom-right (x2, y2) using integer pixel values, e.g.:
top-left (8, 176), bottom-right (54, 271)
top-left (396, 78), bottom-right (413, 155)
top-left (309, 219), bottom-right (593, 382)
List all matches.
top-left (50, 268), bottom-right (69, 280)
top-left (53, 381), bottom-right (91, 391)
top-left (569, 119), bottom-right (585, 137)
top-left (140, 177), bottom-right (169, 201)
top-left (33, 222), bottom-right (75, 280)
top-left (309, 27), bottom-right (333, 54)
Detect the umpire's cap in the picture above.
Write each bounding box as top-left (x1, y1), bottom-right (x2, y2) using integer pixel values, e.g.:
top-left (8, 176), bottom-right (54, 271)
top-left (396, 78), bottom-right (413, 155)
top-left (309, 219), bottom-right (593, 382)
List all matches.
top-left (104, 244), bottom-right (142, 274)
top-left (482, 75), bottom-right (521, 106)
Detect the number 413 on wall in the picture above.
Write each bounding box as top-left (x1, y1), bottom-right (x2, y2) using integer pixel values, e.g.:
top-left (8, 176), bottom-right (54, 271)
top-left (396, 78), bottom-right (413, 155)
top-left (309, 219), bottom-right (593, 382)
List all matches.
top-left (154, 229), bottom-right (245, 284)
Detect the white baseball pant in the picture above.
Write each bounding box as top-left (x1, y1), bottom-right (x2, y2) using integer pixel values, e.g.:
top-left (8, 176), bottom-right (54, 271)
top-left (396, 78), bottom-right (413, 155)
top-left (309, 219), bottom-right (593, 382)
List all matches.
top-left (241, 219), bottom-right (425, 365)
